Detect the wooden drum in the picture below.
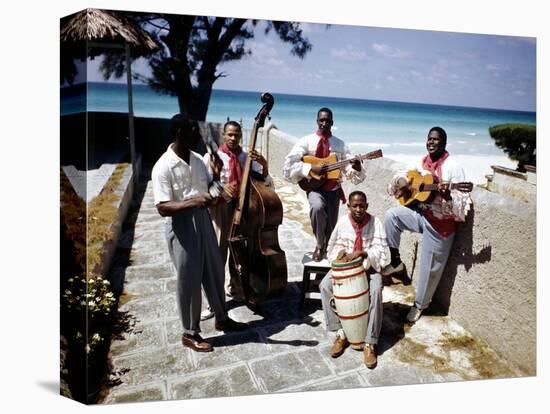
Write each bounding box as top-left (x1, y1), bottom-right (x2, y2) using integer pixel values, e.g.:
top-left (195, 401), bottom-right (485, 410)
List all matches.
top-left (330, 257), bottom-right (369, 350)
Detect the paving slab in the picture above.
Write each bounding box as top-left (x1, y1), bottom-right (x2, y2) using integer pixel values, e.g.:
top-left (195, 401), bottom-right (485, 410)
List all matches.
top-left (168, 364), bottom-right (260, 400)
top-left (249, 348), bottom-right (334, 393)
top-left (103, 174), bottom-right (519, 404)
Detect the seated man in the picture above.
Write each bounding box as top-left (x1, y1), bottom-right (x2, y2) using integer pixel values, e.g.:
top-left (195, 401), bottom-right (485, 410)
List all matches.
top-left (383, 126), bottom-right (472, 324)
top-left (319, 191), bottom-right (391, 369)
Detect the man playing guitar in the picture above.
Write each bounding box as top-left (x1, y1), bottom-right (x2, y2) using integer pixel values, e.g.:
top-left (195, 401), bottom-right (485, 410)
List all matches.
top-left (383, 126), bottom-right (473, 323)
top-left (283, 108), bottom-right (366, 261)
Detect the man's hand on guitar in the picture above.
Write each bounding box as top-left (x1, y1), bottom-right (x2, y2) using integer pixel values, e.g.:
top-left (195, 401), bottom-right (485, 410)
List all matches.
top-left (395, 176), bottom-right (411, 199)
top-left (438, 182), bottom-right (452, 201)
top-left (310, 164), bottom-right (327, 176)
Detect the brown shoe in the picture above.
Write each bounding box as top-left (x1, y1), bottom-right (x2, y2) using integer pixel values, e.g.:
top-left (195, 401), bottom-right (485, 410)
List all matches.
top-left (364, 344), bottom-right (377, 369)
top-left (312, 247), bottom-right (324, 262)
top-left (214, 317), bottom-right (248, 332)
top-left (330, 336), bottom-right (349, 358)
top-left (182, 334), bottom-right (213, 352)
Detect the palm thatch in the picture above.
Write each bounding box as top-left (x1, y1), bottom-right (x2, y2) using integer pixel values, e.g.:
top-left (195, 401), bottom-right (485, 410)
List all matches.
top-left (60, 8), bottom-right (157, 53)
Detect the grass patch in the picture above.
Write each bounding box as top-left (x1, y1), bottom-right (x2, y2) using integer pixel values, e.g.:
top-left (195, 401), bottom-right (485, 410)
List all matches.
top-left (60, 163), bottom-right (131, 403)
top-left (439, 333), bottom-right (517, 379)
top-left (395, 337), bottom-right (452, 374)
top-left (87, 163), bottom-right (129, 274)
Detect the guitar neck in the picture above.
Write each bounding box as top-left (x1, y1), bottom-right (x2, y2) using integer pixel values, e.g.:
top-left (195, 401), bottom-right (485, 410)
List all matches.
top-left (323, 150), bottom-right (382, 172)
top-left (421, 183), bottom-right (463, 191)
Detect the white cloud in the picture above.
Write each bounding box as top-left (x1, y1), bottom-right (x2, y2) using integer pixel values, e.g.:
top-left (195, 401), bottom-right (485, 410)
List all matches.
top-left (266, 58), bottom-right (284, 66)
top-left (299, 22), bottom-right (325, 33)
top-left (513, 89), bottom-right (526, 96)
top-left (249, 41), bottom-right (280, 60)
top-left (371, 43), bottom-right (411, 58)
top-left (386, 75), bottom-right (395, 81)
top-left (331, 45), bottom-right (367, 62)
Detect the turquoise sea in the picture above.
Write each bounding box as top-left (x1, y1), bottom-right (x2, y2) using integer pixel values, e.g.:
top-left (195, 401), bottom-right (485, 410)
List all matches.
top-left (61, 82), bottom-right (536, 157)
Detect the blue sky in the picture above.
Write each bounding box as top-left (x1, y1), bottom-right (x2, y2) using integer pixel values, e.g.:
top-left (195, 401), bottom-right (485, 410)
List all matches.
top-left (86, 19), bottom-right (536, 112)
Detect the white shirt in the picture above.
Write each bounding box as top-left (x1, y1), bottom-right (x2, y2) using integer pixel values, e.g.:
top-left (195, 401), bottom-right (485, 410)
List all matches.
top-left (387, 155), bottom-right (472, 221)
top-left (282, 133), bottom-right (366, 186)
top-left (326, 214), bottom-right (391, 273)
top-left (151, 145), bottom-right (210, 205)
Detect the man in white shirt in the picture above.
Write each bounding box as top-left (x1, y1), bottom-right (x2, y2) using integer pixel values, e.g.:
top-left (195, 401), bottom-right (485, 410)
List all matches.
top-left (151, 115), bottom-right (247, 353)
top-left (383, 126), bottom-right (472, 324)
top-left (319, 191), bottom-right (391, 369)
top-left (283, 108), bottom-right (366, 261)
top-left (199, 120), bottom-right (270, 319)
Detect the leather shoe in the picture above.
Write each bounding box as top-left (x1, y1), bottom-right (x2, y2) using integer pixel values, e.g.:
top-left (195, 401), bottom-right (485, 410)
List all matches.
top-left (312, 247), bottom-right (324, 262)
top-left (381, 261), bottom-right (405, 276)
top-left (330, 336), bottom-right (349, 358)
top-left (406, 305), bottom-right (422, 324)
top-left (392, 269), bottom-right (411, 286)
top-left (200, 307), bottom-right (215, 321)
top-left (364, 344), bottom-right (377, 369)
top-left (214, 317), bottom-right (248, 332)
top-left (182, 334), bottom-right (213, 352)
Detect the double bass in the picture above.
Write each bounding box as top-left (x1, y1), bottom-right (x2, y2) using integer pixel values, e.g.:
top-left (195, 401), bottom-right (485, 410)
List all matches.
top-left (228, 93), bottom-right (288, 305)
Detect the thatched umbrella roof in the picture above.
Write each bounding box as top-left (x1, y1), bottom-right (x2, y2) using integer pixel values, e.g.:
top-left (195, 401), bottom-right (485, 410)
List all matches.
top-left (60, 8), bottom-right (157, 54)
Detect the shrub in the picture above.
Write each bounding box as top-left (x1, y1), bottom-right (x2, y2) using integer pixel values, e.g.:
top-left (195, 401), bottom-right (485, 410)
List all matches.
top-left (488, 123), bottom-right (536, 172)
top-left (60, 163), bottom-right (129, 402)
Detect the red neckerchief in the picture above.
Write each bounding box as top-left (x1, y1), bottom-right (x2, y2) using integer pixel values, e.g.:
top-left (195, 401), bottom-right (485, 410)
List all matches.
top-left (349, 212), bottom-right (371, 252)
top-left (422, 150), bottom-right (449, 183)
top-left (219, 143), bottom-right (243, 189)
top-left (315, 129), bottom-right (331, 158)
top-left (315, 130), bottom-right (345, 202)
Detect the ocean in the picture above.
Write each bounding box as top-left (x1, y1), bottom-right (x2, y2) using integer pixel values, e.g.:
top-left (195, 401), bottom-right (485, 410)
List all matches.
top-left (61, 82), bottom-right (536, 158)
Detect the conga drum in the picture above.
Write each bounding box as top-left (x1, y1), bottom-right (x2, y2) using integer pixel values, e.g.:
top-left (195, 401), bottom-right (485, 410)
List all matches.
top-left (330, 257), bottom-right (369, 350)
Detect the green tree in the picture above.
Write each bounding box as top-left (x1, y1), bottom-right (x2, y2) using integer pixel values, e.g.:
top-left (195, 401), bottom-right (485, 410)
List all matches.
top-left (489, 123), bottom-right (536, 172)
top-left (99, 12), bottom-right (313, 121)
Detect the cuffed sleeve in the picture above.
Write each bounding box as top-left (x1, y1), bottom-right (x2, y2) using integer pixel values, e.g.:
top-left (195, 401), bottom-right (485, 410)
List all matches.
top-left (342, 144), bottom-right (366, 185)
top-left (448, 164), bottom-right (472, 222)
top-left (283, 137), bottom-right (310, 183)
top-left (364, 218), bottom-right (391, 272)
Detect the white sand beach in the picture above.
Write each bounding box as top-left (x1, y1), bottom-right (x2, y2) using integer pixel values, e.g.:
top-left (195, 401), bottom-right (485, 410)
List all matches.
top-left (386, 154), bottom-right (518, 185)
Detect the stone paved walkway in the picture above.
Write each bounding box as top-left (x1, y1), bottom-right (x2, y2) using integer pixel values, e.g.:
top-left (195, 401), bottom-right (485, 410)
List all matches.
top-left (103, 174), bottom-right (520, 404)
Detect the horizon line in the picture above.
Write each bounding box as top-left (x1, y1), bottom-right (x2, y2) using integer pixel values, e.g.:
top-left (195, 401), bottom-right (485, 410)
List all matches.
top-left (63, 81), bottom-right (537, 114)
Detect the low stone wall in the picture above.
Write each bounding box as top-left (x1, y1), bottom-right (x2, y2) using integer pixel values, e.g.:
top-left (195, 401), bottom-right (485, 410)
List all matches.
top-left (96, 155), bottom-right (142, 278)
top-left (264, 126), bottom-right (536, 375)
top-left (487, 165), bottom-right (536, 204)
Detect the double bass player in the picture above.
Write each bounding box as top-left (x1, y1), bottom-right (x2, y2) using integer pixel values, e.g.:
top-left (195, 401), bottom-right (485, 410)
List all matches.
top-left (200, 120), bottom-right (271, 320)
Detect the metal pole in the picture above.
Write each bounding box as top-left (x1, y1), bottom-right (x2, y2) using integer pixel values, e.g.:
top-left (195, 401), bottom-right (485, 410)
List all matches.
top-left (125, 43), bottom-right (138, 194)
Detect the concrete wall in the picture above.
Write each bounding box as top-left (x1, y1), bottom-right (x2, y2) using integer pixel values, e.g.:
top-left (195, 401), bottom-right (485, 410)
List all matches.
top-left (264, 126), bottom-right (536, 375)
top-left (96, 155), bottom-right (142, 278)
top-left (487, 165), bottom-right (536, 204)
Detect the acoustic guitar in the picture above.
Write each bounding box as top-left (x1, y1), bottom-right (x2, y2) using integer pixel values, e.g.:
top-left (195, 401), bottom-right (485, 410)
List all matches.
top-left (398, 170), bottom-right (474, 206)
top-left (298, 149), bottom-right (383, 192)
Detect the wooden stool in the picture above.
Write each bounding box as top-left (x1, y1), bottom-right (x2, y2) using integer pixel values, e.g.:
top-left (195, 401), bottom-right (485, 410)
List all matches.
top-left (300, 253), bottom-right (331, 309)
